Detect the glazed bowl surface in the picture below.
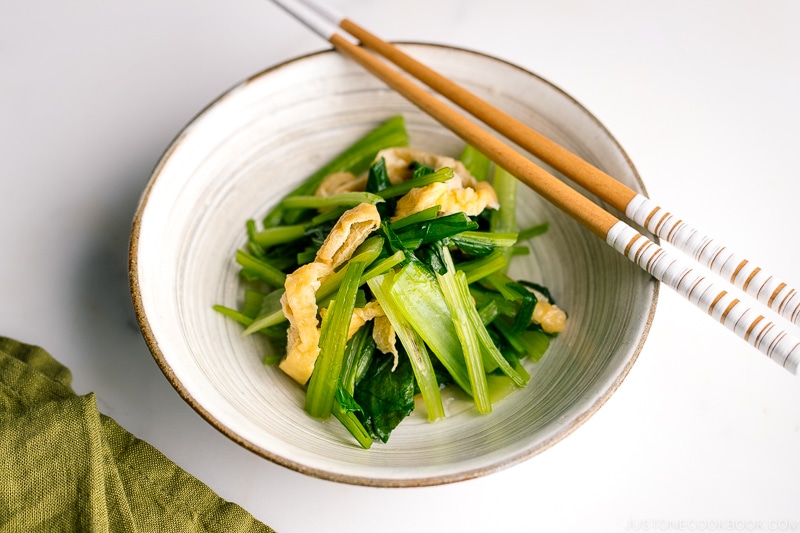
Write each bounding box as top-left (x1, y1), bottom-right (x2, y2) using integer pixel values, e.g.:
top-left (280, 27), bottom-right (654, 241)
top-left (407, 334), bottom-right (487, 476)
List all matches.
top-left (130, 43), bottom-right (657, 487)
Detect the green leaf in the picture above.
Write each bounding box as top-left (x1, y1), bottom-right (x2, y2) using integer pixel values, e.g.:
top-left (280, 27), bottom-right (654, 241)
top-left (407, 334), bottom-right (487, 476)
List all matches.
top-left (393, 212), bottom-right (479, 250)
top-left (240, 288), bottom-right (285, 336)
top-left (410, 161), bottom-right (436, 179)
top-left (366, 157), bottom-right (392, 194)
top-left (340, 322), bottom-right (376, 395)
top-left (354, 352), bottom-right (416, 443)
top-left (387, 261), bottom-right (473, 396)
top-left (493, 315), bottom-right (551, 361)
top-left (389, 205), bottom-right (440, 231)
top-left (457, 249), bottom-right (509, 284)
top-left (450, 230), bottom-right (518, 257)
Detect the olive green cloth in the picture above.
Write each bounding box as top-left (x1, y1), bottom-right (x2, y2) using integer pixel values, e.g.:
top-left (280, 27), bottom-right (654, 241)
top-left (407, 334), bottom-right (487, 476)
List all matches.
top-left (0, 337), bottom-right (276, 533)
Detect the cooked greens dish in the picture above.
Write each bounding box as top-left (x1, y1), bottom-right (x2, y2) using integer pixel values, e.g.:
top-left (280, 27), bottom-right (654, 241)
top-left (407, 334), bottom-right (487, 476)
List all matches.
top-left (214, 115), bottom-right (567, 448)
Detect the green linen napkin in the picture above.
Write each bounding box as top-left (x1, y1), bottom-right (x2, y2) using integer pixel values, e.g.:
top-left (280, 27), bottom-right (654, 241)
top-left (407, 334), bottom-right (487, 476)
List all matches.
top-left (0, 336), bottom-right (276, 533)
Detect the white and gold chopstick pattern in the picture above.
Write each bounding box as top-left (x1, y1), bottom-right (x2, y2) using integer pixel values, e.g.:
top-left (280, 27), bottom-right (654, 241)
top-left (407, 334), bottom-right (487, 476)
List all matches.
top-left (625, 194), bottom-right (800, 325)
top-left (607, 222), bottom-right (800, 374)
top-left (269, 0), bottom-right (800, 375)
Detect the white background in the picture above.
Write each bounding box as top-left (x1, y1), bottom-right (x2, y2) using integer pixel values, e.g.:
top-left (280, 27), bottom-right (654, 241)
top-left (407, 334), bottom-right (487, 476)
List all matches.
top-left (2, 1), bottom-right (800, 531)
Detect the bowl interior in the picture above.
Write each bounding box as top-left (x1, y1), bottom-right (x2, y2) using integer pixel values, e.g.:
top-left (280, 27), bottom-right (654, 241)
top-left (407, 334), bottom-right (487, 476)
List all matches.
top-left (130, 44), bottom-right (657, 487)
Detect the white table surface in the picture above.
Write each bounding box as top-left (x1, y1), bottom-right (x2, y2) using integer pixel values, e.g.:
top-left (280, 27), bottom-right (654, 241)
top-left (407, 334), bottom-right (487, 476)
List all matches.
top-left (3, 1), bottom-right (800, 531)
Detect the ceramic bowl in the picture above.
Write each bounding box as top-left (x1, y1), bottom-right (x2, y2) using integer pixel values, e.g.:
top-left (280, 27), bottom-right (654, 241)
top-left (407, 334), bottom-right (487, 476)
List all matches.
top-left (129, 43), bottom-right (657, 487)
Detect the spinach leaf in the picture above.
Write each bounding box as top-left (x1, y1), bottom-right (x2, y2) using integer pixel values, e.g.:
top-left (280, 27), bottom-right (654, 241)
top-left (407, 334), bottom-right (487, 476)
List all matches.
top-left (393, 212), bottom-right (479, 250)
top-left (354, 351), bottom-right (416, 443)
top-left (366, 157), bottom-right (392, 193)
top-left (517, 279), bottom-right (556, 305)
top-left (367, 158), bottom-right (395, 219)
top-left (409, 161), bottom-right (435, 179)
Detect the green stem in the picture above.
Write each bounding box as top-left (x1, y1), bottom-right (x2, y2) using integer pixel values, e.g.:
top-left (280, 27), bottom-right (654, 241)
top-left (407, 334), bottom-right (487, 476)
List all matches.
top-left (435, 245), bottom-right (491, 413)
top-left (264, 115), bottom-right (409, 227)
top-left (367, 273), bottom-right (445, 421)
top-left (332, 399), bottom-right (372, 449)
top-left (377, 167), bottom-right (454, 199)
top-left (281, 192), bottom-right (384, 210)
top-left (458, 250), bottom-right (509, 284)
top-left (460, 144), bottom-right (492, 181)
top-left (235, 250), bottom-right (286, 288)
top-left (305, 260), bottom-right (367, 419)
top-left (388, 261), bottom-right (473, 396)
top-left (251, 224), bottom-right (307, 248)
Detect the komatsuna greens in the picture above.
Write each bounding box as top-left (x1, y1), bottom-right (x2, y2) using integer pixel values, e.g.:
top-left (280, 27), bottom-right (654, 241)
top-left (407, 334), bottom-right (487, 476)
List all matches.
top-left (214, 115), bottom-right (567, 448)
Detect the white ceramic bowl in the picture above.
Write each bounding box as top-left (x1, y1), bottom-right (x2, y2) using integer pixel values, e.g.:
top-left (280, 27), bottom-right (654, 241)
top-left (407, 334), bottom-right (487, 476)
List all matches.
top-left (130, 43), bottom-right (657, 487)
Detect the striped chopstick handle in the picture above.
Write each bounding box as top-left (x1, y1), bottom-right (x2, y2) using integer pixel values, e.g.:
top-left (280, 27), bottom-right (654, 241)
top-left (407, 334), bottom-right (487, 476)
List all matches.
top-left (626, 194), bottom-right (800, 326)
top-left (607, 221), bottom-right (800, 375)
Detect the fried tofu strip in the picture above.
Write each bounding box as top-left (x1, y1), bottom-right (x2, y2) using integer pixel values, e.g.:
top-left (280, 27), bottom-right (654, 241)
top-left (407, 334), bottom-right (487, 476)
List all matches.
top-left (278, 261), bottom-right (333, 384)
top-left (278, 203), bottom-right (381, 385)
top-left (315, 203), bottom-right (381, 270)
top-left (392, 180), bottom-right (498, 220)
top-left (315, 171), bottom-right (367, 197)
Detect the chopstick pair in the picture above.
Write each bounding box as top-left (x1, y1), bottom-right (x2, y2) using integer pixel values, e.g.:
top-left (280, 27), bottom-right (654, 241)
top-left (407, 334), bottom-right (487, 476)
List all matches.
top-left (269, 0), bottom-right (800, 375)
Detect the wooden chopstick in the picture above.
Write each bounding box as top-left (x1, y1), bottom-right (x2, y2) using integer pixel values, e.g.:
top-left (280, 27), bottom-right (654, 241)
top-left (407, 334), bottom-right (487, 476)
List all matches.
top-left (295, 0), bottom-right (800, 330)
top-left (270, 0), bottom-right (800, 375)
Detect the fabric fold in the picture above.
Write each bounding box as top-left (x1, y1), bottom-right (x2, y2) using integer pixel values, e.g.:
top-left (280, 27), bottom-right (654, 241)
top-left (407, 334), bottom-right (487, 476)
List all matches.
top-left (0, 337), bottom-right (275, 533)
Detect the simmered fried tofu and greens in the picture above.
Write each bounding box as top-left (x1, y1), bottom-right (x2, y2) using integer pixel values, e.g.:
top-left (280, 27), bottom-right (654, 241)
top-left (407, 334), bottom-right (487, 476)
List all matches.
top-left (214, 116), bottom-right (567, 448)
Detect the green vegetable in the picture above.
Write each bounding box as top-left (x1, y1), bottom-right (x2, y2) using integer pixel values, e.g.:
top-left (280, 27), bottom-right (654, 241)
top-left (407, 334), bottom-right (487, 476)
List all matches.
top-left (459, 144), bottom-right (492, 181)
top-left (251, 224), bottom-right (308, 249)
top-left (434, 246), bottom-right (491, 413)
top-left (340, 322), bottom-right (376, 395)
top-left (354, 350), bottom-right (416, 443)
top-left (518, 222), bottom-right (549, 241)
top-left (457, 249), bottom-right (510, 284)
top-left (493, 315), bottom-right (551, 361)
top-left (235, 250), bottom-right (286, 288)
top-left (332, 323), bottom-right (375, 449)
top-left (449, 230), bottom-right (518, 257)
top-left (316, 236), bottom-right (385, 306)
top-left (490, 166), bottom-right (519, 234)
top-left (212, 305), bottom-right (254, 328)
top-left (367, 272), bottom-right (445, 421)
top-left (388, 261), bottom-right (473, 395)
top-left (281, 192), bottom-right (385, 210)
top-left (393, 212), bottom-right (479, 250)
top-left (366, 157), bottom-right (392, 194)
top-left (437, 244), bottom-right (528, 389)
top-left (263, 115), bottom-right (409, 227)
top-left (305, 260), bottom-right (367, 419)
top-left (240, 288), bottom-right (285, 335)
top-left (389, 205), bottom-right (440, 230)
top-left (215, 120), bottom-right (566, 447)
top-left (377, 167), bottom-right (454, 199)
top-left (333, 387), bottom-right (373, 449)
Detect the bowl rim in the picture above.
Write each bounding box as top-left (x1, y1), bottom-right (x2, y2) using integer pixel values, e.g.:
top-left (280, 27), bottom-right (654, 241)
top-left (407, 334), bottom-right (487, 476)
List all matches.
top-left (128, 41), bottom-right (659, 487)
